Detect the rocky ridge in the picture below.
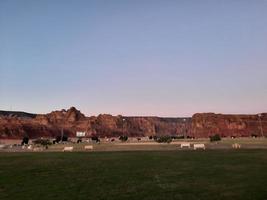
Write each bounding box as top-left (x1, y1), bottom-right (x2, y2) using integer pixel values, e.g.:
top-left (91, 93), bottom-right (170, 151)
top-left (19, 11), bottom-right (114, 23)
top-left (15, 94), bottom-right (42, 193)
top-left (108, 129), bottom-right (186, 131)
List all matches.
top-left (0, 107), bottom-right (266, 139)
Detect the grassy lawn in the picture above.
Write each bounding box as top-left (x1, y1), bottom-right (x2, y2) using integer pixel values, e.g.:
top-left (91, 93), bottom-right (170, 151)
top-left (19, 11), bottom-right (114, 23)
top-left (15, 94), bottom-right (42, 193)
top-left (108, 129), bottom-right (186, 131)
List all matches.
top-left (0, 150), bottom-right (267, 200)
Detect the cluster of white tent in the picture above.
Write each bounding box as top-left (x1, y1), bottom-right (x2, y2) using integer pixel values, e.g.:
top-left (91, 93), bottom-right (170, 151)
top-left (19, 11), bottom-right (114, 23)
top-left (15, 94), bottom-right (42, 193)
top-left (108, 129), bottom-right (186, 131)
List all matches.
top-left (180, 143), bottom-right (206, 150)
top-left (63, 145), bottom-right (93, 152)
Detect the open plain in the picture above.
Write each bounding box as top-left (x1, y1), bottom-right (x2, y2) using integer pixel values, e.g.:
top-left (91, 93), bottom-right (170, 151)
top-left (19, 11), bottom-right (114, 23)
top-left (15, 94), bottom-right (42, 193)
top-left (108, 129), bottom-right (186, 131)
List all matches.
top-left (1, 150), bottom-right (267, 200)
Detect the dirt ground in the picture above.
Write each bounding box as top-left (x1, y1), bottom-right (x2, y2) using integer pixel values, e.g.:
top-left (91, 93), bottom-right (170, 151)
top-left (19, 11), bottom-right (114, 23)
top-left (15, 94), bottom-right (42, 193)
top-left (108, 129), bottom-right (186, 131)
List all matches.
top-left (1, 137), bottom-right (267, 152)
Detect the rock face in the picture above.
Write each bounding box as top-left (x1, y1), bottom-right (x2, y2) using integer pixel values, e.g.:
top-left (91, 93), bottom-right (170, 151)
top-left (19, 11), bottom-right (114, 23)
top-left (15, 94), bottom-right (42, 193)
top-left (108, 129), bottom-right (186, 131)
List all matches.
top-left (0, 107), bottom-right (266, 139)
top-left (191, 113), bottom-right (267, 138)
top-left (0, 107), bottom-right (88, 139)
top-left (124, 117), bottom-right (191, 137)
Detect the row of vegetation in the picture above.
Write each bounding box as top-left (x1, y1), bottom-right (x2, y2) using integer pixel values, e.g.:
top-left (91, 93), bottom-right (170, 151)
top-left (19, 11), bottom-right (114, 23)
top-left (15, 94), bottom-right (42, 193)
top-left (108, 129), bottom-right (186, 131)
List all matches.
top-left (21, 133), bottom-right (262, 147)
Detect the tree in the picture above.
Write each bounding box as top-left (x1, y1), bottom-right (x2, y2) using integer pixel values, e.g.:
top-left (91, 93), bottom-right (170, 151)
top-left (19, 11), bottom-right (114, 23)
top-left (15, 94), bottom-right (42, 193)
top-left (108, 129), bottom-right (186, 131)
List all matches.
top-left (210, 134), bottom-right (221, 142)
top-left (33, 139), bottom-right (52, 148)
top-left (62, 135), bottom-right (68, 142)
top-left (91, 136), bottom-right (100, 143)
top-left (155, 136), bottom-right (172, 143)
top-left (21, 136), bottom-right (29, 145)
top-left (53, 134), bottom-right (68, 144)
top-left (251, 133), bottom-right (258, 138)
top-left (55, 136), bottom-right (61, 143)
top-left (119, 135), bottom-right (128, 142)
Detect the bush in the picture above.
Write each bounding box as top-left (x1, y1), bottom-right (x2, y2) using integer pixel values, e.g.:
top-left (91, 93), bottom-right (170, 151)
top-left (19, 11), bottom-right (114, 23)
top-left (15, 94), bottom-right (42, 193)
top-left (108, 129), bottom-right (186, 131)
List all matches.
top-left (33, 139), bottom-right (52, 146)
top-left (171, 135), bottom-right (184, 139)
top-left (55, 136), bottom-right (61, 143)
top-left (21, 136), bottom-right (29, 145)
top-left (62, 135), bottom-right (68, 142)
top-left (119, 135), bottom-right (128, 142)
top-left (187, 136), bottom-right (195, 139)
top-left (91, 136), bottom-right (100, 143)
top-left (251, 133), bottom-right (258, 138)
top-left (155, 136), bottom-right (172, 143)
top-left (54, 135), bottom-right (68, 143)
top-left (210, 134), bottom-right (221, 142)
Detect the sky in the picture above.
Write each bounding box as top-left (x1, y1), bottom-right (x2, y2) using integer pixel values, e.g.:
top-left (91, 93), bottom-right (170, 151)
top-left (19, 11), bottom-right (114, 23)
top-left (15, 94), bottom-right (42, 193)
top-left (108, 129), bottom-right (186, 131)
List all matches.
top-left (0, 0), bottom-right (267, 117)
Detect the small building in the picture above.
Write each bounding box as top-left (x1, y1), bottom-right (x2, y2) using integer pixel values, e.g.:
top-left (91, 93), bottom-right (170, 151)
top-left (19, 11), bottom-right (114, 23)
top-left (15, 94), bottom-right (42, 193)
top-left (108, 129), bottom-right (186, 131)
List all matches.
top-left (76, 131), bottom-right (86, 137)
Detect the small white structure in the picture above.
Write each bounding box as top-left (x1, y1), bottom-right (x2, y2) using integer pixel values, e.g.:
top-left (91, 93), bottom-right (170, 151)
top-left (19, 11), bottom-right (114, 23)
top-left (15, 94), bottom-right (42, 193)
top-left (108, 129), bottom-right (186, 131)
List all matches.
top-left (193, 144), bottom-right (205, 150)
top-left (76, 131), bottom-right (86, 137)
top-left (63, 146), bottom-right (74, 152)
top-left (232, 143), bottom-right (241, 149)
top-left (180, 143), bottom-right (191, 148)
top-left (27, 145), bottom-right (33, 150)
top-left (84, 145), bottom-right (93, 150)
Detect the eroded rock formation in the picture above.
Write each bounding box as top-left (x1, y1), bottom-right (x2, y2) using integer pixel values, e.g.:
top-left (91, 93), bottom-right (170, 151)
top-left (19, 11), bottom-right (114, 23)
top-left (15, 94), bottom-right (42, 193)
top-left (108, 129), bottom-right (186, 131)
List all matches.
top-left (0, 107), bottom-right (266, 139)
top-left (191, 113), bottom-right (267, 138)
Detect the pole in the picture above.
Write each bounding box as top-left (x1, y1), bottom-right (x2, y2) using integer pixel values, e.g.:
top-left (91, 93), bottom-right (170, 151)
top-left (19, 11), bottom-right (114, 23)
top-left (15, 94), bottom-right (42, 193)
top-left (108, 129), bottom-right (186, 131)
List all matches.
top-left (122, 118), bottom-right (125, 135)
top-left (183, 118), bottom-right (186, 139)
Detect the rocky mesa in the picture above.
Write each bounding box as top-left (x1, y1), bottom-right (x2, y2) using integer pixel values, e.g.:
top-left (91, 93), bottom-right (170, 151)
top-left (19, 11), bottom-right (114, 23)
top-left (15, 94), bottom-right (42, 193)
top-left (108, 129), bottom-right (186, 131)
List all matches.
top-left (0, 107), bottom-right (266, 139)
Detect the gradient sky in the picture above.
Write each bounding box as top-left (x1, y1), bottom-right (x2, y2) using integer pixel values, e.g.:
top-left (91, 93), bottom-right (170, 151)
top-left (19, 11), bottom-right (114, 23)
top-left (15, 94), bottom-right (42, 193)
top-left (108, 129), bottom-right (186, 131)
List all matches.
top-left (0, 0), bottom-right (267, 117)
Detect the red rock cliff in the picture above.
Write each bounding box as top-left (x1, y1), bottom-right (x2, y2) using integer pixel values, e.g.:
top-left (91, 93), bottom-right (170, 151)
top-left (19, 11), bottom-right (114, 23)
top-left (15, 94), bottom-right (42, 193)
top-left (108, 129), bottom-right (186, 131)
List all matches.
top-left (0, 108), bottom-right (266, 139)
top-left (191, 113), bottom-right (267, 138)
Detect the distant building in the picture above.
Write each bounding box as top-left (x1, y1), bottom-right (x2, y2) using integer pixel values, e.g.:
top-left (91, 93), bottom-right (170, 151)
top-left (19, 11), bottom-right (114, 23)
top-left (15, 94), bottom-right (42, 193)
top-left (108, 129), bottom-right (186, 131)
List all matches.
top-left (76, 131), bottom-right (86, 137)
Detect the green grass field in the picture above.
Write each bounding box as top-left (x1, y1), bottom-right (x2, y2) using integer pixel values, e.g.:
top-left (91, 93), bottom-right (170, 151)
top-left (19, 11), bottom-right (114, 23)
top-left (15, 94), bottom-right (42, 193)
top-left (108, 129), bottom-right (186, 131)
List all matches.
top-left (1, 150), bottom-right (267, 200)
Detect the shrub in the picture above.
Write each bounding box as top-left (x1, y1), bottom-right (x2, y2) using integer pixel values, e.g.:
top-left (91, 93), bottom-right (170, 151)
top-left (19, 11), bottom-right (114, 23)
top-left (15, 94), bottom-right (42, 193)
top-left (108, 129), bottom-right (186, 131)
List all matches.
top-left (33, 139), bottom-right (52, 146)
top-left (91, 136), bottom-right (100, 143)
top-left (155, 136), bottom-right (172, 143)
top-left (171, 135), bottom-right (184, 139)
top-left (119, 135), bottom-right (128, 142)
top-left (54, 135), bottom-right (68, 143)
top-left (55, 136), bottom-right (61, 143)
top-left (62, 135), bottom-right (68, 142)
top-left (21, 136), bottom-right (29, 145)
top-left (210, 134), bottom-right (221, 142)
top-left (187, 136), bottom-right (195, 139)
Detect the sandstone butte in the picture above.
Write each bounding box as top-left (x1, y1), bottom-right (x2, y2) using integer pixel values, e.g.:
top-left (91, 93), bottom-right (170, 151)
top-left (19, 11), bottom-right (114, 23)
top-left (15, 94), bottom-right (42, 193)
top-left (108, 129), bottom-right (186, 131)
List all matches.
top-left (0, 107), bottom-right (266, 139)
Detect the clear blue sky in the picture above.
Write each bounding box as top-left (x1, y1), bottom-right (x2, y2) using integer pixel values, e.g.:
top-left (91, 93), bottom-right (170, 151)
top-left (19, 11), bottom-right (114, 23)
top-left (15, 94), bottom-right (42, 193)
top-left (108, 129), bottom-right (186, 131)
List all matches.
top-left (0, 0), bottom-right (267, 117)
